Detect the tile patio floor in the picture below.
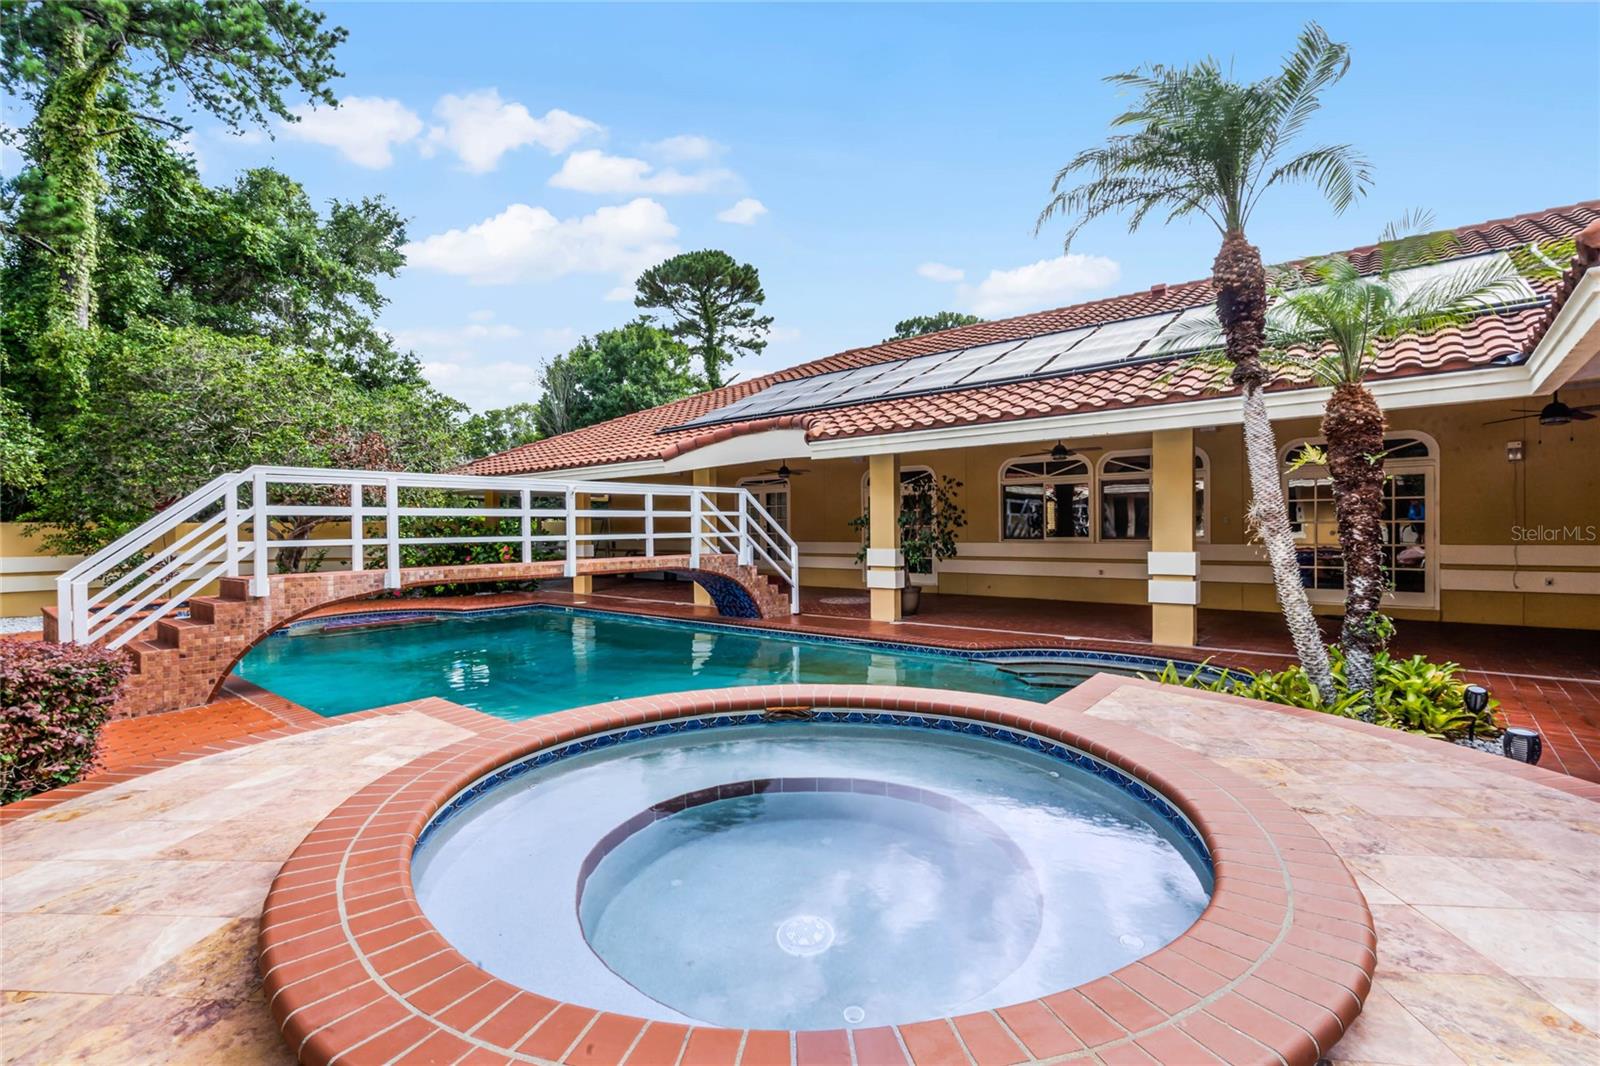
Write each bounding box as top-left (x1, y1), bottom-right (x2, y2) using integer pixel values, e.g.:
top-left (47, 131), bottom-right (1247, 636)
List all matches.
top-left (2, 679), bottom-right (1596, 1064)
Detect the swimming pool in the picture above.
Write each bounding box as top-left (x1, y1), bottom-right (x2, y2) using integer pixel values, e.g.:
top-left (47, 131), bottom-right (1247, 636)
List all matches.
top-left (235, 607), bottom-right (1059, 718)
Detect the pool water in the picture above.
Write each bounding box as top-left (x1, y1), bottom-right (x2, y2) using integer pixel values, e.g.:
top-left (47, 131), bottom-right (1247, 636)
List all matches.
top-left (235, 608), bottom-right (1049, 719)
top-left (412, 723), bottom-right (1212, 1029)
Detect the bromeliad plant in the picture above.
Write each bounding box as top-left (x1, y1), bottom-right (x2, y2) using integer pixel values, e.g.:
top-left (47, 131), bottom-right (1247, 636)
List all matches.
top-left (1146, 646), bottom-right (1499, 740)
top-left (1037, 22), bottom-right (1370, 703)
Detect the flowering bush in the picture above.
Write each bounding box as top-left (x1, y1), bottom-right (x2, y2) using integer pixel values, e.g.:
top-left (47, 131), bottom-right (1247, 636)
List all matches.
top-left (1, 640), bottom-right (130, 803)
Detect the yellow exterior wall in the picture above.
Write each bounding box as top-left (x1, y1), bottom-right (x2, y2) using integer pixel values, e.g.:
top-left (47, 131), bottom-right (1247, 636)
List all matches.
top-left (693, 383), bottom-right (1600, 631)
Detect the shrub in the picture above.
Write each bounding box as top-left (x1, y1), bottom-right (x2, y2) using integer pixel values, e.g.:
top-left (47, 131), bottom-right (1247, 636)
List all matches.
top-left (1146, 646), bottom-right (1498, 740)
top-left (1, 640), bottom-right (130, 803)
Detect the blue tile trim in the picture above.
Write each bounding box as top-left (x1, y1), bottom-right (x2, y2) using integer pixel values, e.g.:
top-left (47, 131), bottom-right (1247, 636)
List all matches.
top-left (415, 711), bottom-right (1212, 876)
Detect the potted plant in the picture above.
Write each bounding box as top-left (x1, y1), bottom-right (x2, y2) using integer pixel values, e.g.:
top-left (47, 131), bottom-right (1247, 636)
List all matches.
top-left (850, 473), bottom-right (966, 614)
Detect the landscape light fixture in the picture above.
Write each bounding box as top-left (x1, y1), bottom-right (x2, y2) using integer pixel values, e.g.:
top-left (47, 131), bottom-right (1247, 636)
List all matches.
top-left (1502, 727), bottom-right (1543, 765)
top-left (1463, 684), bottom-right (1489, 741)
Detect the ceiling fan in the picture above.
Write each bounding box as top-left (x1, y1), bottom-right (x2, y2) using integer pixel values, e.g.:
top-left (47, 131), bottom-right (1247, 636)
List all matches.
top-left (1483, 391), bottom-right (1599, 426)
top-left (753, 461), bottom-right (810, 480)
top-left (1048, 441), bottom-right (1103, 460)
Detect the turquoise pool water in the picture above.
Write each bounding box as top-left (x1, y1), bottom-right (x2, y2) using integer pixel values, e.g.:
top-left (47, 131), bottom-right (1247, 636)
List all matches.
top-left (234, 608), bottom-right (1048, 719)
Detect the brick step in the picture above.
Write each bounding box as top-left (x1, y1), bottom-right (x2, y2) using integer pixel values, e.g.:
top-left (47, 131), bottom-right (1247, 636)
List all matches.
top-left (125, 639), bottom-right (176, 675)
top-left (218, 577), bottom-right (253, 601)
top-left (154, 616), bottom-right (216, 650)
top-left (188, 595), bottom-right (249, 626)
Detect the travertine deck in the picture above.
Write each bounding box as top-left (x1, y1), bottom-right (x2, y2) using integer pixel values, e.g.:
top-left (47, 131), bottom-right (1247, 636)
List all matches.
top-left (1, 680), bottom-right (1595, 1064)
top-left (0, 707), bottom-right (474, 1064)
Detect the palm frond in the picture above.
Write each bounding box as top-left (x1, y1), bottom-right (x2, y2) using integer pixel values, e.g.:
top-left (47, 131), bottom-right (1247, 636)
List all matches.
top-left (1261, 143), bottom-right (1370, 214)
top-left (1267, 23), bottom-right (1352, 147)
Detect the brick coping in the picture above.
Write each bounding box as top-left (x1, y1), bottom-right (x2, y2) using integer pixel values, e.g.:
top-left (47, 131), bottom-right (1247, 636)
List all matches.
top-left (258, 684), bottom-right (1377, 1066)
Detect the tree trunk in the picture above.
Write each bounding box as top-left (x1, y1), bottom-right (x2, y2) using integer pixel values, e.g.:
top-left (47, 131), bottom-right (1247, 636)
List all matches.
top-left (1323, 381), bottom-right (1388, 703)
top-left (1214, 230), bottom-right (1337, 701)
top-left (33, 25), bottom-right (111, 331)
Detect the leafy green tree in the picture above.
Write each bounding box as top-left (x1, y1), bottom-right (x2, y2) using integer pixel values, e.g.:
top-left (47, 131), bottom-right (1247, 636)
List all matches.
top-left (93, 129), bottom-right (417, 386)
top-left (634, 250), bottom-right (772, 389)
top-left (889, 312), bottom-right (984, 340)
top-left (535, 319), bottom-right (700, 435)
top-left (461, 403), bottom-right (543, 459)
top-left (1039, 23), bottom-right (1369, 701)
top-left (25, 323), bottom-right (464, 557)
top-left (2, 0), bottom-right (345, 334)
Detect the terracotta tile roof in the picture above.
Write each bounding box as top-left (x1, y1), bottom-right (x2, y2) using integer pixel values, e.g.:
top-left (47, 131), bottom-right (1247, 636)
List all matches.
top-left (463, 200), bottom-right (1599, 476)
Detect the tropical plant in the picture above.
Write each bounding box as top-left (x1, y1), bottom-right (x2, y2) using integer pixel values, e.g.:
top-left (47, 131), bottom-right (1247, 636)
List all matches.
top-left (1259, 219), bottom-right (1523, 695)
top-left (1038, 22), bottom-right (1370, 701)
top-left (890, 312), bottom-right (984, 340)
top-left (635, 250), bottom-right (773, 389)
top-left (1, 638), bottom-right (129, 803)
top-left (1146, 646), bottom-right (1499, 739)
top-left (850, 474), bottom-right (967, 574)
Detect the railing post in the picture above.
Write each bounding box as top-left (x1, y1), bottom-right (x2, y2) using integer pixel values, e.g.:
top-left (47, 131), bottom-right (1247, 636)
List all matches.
top-left (72, 579), bottom-right (90, 643)
top-left (790, 542), bottom-right (801, 615)
top-left (55, 578), bottom-right (72, 644)
top-left (224, 479), bottom-right (239, 578)
top-left (738, 492), bottom-right (752, 566)
top-left (644, 493), bottom-right (655, 557)
top-left (251, 471), bottom-right (268, 597)
top-left (520, 488), bottom-right (532, 564)
top-left (563, 488), bottom-right (578, 578)
top-left (385, 478), bottom-right (401, 590)
top-left (690, 490), bottom-right (702, 569)
top-left (349, 480), bottom-right (364, 572)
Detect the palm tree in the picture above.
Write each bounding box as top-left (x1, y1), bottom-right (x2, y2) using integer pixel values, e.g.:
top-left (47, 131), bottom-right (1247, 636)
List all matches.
top-left (1038, 23), bottom-right (1369, 700)
top-left (1256, 220), bottom-right (1526, 696)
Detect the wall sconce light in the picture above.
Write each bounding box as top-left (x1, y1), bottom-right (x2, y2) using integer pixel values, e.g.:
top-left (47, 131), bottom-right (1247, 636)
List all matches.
top-left (1502, 727), bottom-right (1542, 765)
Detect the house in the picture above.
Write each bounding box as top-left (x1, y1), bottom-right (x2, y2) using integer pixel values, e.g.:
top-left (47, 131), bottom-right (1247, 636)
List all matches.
top-left (460, 202), bottom-right (1600, 644)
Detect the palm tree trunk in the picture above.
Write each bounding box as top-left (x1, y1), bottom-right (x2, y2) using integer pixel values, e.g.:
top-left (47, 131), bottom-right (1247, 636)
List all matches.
top-left (1214, 230), bottom-right (1337, 701)
top-left (1323, 381), bottom-right (1387, 703)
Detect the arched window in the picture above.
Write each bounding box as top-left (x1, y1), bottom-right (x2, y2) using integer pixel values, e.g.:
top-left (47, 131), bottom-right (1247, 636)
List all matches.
top-left (1282, 434), bottom-right (1437, 605)
top-left (1095, 450), bottom-right (1210, 541)
top-left (1000, 454), bottom-right (1091, 540)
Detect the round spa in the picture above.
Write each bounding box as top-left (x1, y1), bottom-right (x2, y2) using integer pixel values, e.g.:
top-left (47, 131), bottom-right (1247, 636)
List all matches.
top-left (410, 709), bottom-right (1213, 1032)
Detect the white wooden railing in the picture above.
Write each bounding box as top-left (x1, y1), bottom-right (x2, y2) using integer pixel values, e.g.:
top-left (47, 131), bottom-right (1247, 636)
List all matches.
top-left (55, 466), bottom-right (800, 649)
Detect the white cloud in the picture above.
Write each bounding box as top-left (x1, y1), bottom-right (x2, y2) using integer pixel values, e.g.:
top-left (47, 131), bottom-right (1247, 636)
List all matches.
top-left (717, 198), bottom-right (768, 225)
top-left (959, 254), bottom-right (1121, 316)
top-left (282, 96), bottom-right (423, 168)
top-left (645, 134), bottom-right (723, 162)
top-left (403, 198), bottom-right (679, 287)
top-left (423, 90), bottom-right (599, 173)
top-left (917, 261), bottom-right (965, 283)
top-left (549, 149), bottom-right (735, 196)
top-left (395, 318), bottom-right (577, 411)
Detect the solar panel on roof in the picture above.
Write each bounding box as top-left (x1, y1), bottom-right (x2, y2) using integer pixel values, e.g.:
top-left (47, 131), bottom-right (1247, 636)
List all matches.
top-left (670, 252), bottom-right (1543, 433)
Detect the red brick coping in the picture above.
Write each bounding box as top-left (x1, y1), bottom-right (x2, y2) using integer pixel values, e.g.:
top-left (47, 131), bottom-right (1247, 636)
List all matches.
top-left (259, 685), bottom-right (1375, 1066)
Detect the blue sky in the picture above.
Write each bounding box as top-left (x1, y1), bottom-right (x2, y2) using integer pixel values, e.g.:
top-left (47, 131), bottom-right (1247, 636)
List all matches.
top-left (42, 3), bottom-right (1600, 409)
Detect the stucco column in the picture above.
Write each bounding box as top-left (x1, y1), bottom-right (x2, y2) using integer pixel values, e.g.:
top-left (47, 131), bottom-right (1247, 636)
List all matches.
top-left (866, 453), bottom-right (903, 623)
top-left (571, 492), bottom-right (593, 596)
top-left (1148, 428), bottom-right (1198, 646)
top-left (692, 468), bottom-right (715, 607)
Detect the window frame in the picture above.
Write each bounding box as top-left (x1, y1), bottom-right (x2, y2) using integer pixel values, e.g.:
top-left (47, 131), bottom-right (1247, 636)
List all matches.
top-left (1280, 433), bottom-right (1439, 609)
top-left (736, 474), bottom-right (792, 536)
top-left (997, 453), bottom-right (1093, 542)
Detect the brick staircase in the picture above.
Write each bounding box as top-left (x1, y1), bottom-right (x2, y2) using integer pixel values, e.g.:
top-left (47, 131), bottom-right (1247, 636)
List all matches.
top-left (47, 554), bottom-right (792, 718)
